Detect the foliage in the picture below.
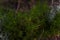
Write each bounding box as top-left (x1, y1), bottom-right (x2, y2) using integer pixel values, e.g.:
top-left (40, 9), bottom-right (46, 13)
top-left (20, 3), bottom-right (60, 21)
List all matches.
top-left (0, 0), bottom-right (60, 40)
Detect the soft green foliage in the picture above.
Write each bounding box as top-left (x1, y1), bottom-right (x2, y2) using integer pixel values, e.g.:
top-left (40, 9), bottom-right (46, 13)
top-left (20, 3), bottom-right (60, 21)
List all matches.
top-left (52, 12), bottom-right (60, 34)
top-left (1, 0), bottom-right (60, 40)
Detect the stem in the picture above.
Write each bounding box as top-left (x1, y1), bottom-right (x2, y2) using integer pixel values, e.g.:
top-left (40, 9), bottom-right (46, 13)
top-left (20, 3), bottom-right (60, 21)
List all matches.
top-left (37, 29), bottom-right (44, 40)
top-left (16, 0), bottom-right (21, 13)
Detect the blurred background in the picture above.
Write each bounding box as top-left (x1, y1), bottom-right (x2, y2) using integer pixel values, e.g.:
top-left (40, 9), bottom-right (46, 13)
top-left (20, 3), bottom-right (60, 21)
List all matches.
top-left (0, 0), bottom-right (60, 40)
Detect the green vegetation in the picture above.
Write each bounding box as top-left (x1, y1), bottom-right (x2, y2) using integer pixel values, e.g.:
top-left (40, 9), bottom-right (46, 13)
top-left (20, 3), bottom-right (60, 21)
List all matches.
top-left (0, 0), bottom-right (60, 40)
